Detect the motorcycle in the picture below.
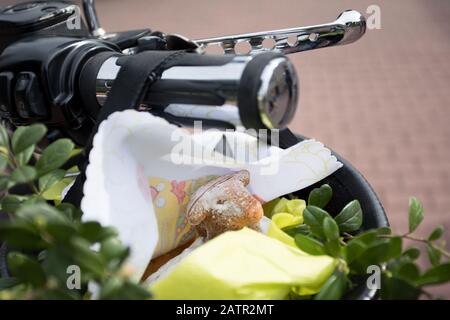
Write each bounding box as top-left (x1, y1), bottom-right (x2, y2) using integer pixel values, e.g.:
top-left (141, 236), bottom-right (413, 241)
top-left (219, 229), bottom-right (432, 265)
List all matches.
top-left (0, 0), bottom-right (388, 299)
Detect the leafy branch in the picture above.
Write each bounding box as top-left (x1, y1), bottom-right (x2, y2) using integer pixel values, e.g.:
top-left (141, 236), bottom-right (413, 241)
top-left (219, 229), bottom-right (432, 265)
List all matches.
top-left (280, 184), bottom-right (450, 300)
top-left (0, 124), bottom-right (150, 300)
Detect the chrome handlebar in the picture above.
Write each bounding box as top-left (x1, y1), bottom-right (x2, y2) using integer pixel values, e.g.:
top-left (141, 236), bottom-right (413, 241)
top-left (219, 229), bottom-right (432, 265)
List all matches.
top-left (81, 1), bottom-right (365, 131)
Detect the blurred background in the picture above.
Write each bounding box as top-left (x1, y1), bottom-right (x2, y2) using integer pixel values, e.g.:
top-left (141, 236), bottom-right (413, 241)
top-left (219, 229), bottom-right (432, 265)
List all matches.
top-left (1, 0), bottom-right (449, 296)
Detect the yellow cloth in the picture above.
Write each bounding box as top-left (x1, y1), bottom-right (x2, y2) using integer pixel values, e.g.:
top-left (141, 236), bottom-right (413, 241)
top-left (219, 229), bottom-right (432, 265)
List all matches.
top-left (41, 166), bottom-right (78, 204)
top-left (266, 199), bottom-right (306, 248)
top-left (150, 228), bottom-right (337, 299)
top-left (146, 175), bottom-right (217, 258)
top-left (41, 150), bottom-right (82, 203)
top-left (48, 168), bottom-right (218, 259)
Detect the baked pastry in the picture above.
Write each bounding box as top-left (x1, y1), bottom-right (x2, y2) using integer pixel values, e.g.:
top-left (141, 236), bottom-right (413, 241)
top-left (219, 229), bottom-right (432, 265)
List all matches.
top-left (186, 170), bottom-right (263, 239)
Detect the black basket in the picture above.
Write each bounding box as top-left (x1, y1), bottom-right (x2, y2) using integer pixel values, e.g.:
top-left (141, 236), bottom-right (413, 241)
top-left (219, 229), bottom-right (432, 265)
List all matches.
top-left (0, 133), bottom-right (389, 300)
top-left (293, 134), bottom-right (388, 299)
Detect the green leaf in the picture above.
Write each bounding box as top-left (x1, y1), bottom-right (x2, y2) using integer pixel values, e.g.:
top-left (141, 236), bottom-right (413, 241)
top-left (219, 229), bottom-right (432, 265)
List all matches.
top-left (334, 200), bottom-right (363, 233)
top-left (41, 246), bottom-right (83, 286)
top-left (314, 270), bottom-right (348, 300)
top-left (39, 169), bottom-right (66, 193)
top-left (408, 197), bottom-right (424, 233)
top-left (376, 227), bottom-right (392, 235)
top-left (303, 206), bottom-right (333, 239)
top-left (35, 139), bottom-right (74, 175)
top-left (101, 238), bottom-right (129, 268)
top-left (69, 237), bottom-right (105, 277)
top-left (0, 175), bottom-right (9, 191)
top-left (351, 230), bottom-right (378, 245)
top-left (324, 240), bottom-right (342, 258)
top-left (79, 222), bottom-right (117, 243)
top-left (0, 221), bottom-right (47, 250)
top-left (0, 153), bottom-right (8, 171)
top-left (428, 226), bottom-right (444, 241)
top-left (294, 234), bottom-right (326, 256)
top-left (11, 166), bottom-right (37, 184)
top-left (396, 262), bottom-right (420, 284)
top-left (344, 230), bottom-right (383, 265)
top-left (99, 277), bottom-right (151, 300)
top-left (0, 195), bottom-right (23, 213)
top-left (17, 203), bottom-right (76, 241)
top-left (0, 124), bottom-right (9, 147)
top-left (386, 236), bottom-right (403, 260)
top-left (7, 252), bottom-right (46, 287)
top-left (17, 202), bottom-right (71, 225)
top-left (380, 274), bottom-right (421, 300)
top-left (99, 277), bottom-right (124, 300)
top-left (16, 145), bottom-right (35, 166)
top-left (426, 245), bottom-right (441, 266)
top-left (345, 239), bottom-right (367, 264)
top-left (23, 196), bottom-right (46, 206)
top-left (45, 288), bottom-right (80, 300)
top-left (11, 124), bottom-right (46, 155)
top-left (349, 237), bottom-right (402, 273)
top-left (402, 247), bottom-right (421, 260)
top-left (282, 224), bottom-right (310, 237)
top-left (417, 263), bottom-right (450, 286)
top-left (113, 280), bottom-right (151, 300)
top-left (57, 203), bottom-right (83, 222)
top-left (308, 184), bottom-right (332, 208)
top-left (345, 228), bottom-right (401, 264)
top-left (323, 217), bottom-right (339, 241)
top-left (0, 277), bottom-right (19, 290)
top-left (80, 221), bottom-right (102, 236)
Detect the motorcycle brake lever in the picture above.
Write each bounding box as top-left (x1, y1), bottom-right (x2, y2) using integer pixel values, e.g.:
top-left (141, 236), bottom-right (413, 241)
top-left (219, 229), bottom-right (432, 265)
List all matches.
top-left (193, 10), bottom-right (366, 55)
top-left (82, 1), bottom-right (364, 55)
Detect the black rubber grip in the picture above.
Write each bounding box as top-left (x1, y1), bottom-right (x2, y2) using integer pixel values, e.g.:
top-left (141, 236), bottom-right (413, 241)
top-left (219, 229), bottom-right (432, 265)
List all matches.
top-left (79, 51), bottom-right (119, 120)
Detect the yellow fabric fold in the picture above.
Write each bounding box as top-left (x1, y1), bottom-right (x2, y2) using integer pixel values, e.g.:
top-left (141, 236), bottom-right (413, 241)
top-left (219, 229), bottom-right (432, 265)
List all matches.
top-left (150, 228), bottom-right (337, 300)
top-left (266, 199), bottom-right (306, 248)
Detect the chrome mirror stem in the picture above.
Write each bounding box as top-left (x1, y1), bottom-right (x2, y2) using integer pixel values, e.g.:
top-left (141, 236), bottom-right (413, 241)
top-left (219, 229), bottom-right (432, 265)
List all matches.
top-left (82, 0), bottom-right (105, 37)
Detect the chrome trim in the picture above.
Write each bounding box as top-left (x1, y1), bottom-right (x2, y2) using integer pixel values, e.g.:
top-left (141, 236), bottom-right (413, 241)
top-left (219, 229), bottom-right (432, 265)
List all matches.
top-left (162, 57), bottom-right (249, 81)
top-left (257, 57), bottom-right (298, 129)
top-left (94, 55), bottom-right (298, 129)
top-left (95, 56), bottom-right (251, 106)
top-left (195, 10), bottom-right (366, 55)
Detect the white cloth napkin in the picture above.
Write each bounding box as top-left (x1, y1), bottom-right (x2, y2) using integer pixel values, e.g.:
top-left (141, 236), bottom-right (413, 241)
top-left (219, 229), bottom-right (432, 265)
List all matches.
top-left (81, 110), bottom-right (342, 279)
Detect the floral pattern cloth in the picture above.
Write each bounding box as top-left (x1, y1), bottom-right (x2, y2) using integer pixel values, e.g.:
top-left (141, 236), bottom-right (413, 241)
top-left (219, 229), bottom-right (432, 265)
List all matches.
top-left (143, 175), bottom-right (217, 258)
